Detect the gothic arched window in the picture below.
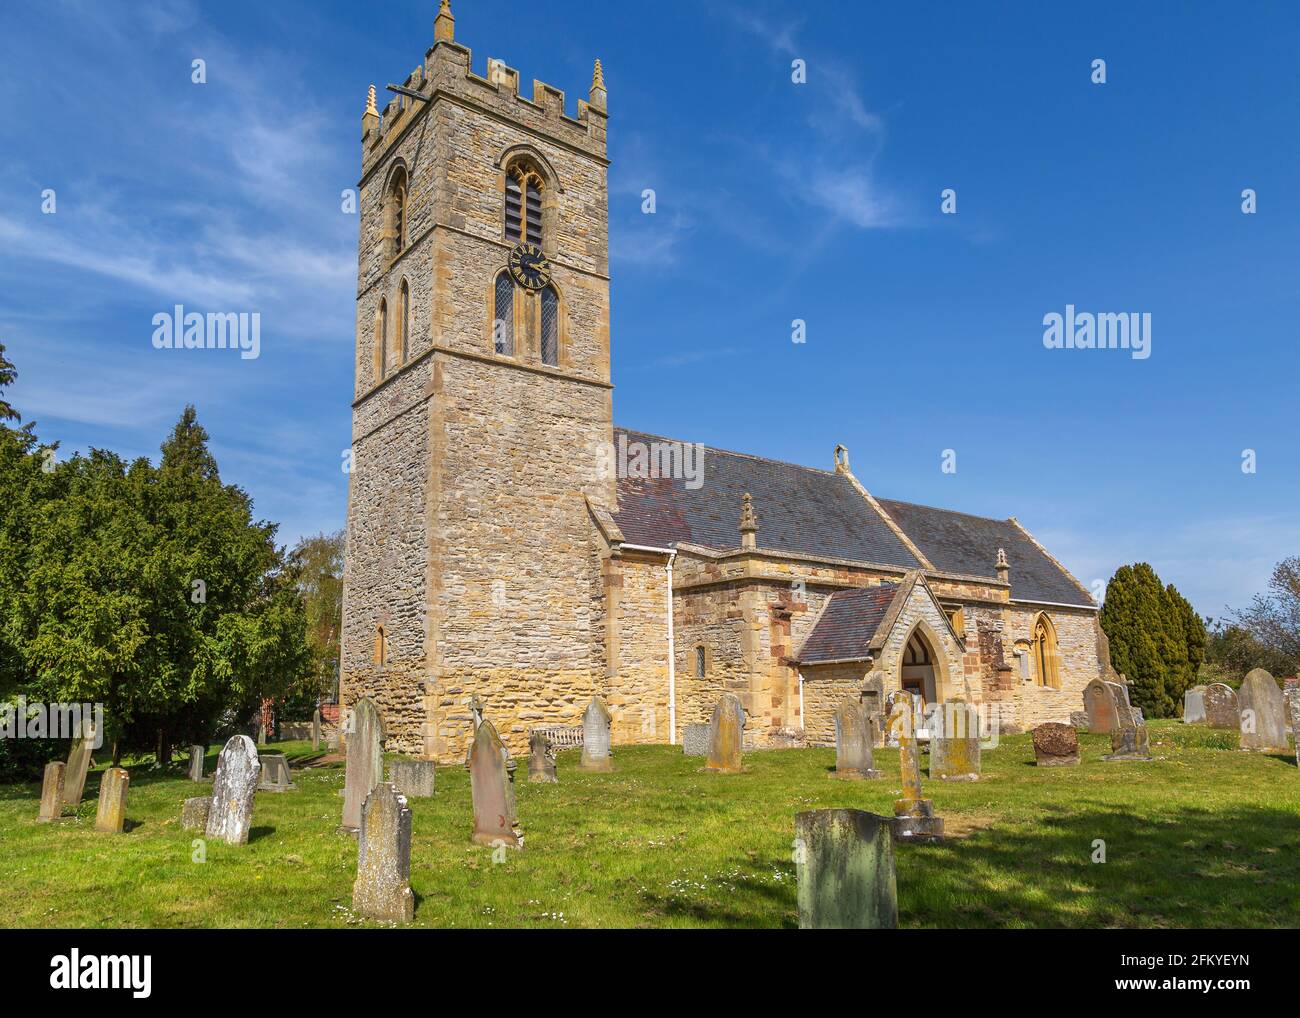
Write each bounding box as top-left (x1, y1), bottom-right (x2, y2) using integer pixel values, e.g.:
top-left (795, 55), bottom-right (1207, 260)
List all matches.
top-left (376, 298), bottom-right (388, 379)
top-left (1032, 614), bottom-right (1060, 689)
top-left (399, 279), bottom-right (410, 363)
top-left (493, 271), bottom-right (514, 356)
top-left (540, 285), bottom-right (559, 366)
top-left (385, 165), bottom-right (408, 261)
top-left (504, 163), bottom-right (544, 245)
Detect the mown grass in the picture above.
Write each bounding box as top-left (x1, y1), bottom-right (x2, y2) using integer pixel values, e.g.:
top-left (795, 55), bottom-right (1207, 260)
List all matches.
top-left (1, 721), bottom-right (1297, 928)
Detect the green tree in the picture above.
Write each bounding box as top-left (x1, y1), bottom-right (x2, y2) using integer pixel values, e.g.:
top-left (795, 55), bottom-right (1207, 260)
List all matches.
top-left (1231, 557), bottom-right (1300, 675)
top-left (1100, 563), bottom-right (1199, 718)
top-left (286, 529), bottom-right (344, 714)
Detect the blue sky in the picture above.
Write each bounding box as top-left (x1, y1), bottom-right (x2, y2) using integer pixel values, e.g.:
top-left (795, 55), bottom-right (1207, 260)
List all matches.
top-left (2, 0), bottom-right (1297, 618)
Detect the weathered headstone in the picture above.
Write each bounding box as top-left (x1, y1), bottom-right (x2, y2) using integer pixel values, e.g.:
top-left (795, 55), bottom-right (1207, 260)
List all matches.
top-left (205, 735), bottom-right (260, 845)
top-left (795, 809), bottom-right (898, 929)
top-left (94, 768), bottom-right (129, 833)
top-left (1103, 697), bottom-right (1153, 762)
top-left (1289, 694), bottom-right (1300, 767)
top-left (1203, 682), bottom-right (1239, 730)
top-left (1068, 711), bottom-right (1090, 730)
top-left (341, 697), bottom-right (385, 833)
top-left (257, 719), bottom-right (267, 746)
top-left (390, 758), bottom-right (436, 797)
top-left (1081, 678), bottom-right (1119, 734)
top-left (928, 700), bottom-right (981, 781)
top-left (312, 708), bottom-right (321, 751)
top-left (527, 731), bottom-right (557, 783)
top-left (1182, 686), bottom-right (1207, 725)
top-left (188, 744), bottom-right (205, 782)
top-left (705, 693), bottom-right (745, 773)
top-left (468, 719), bottom-right (522, 849)
top-left (62, 728), bottom-right (96, 808)
top-left (889, 704), bottom-right (943, 840)
top-left (181, 796), bottom-right (212, 831)
top-left (37, 761), bottom-right (65, 822)
top-left (258, 753), bottom-right (295, 792)
top-left (578, 697), bottom-right (613, 772)
top-left (352, 783), bottom-right (414, 923)
top-left (831, 696), bottom-right (880, 779)
top-left (1239, 668), bottom-right (1289, 752)
top-left (1032, 722), bottom-right (1080, 766)
top-left (682, 723), bottom-right (709, 757)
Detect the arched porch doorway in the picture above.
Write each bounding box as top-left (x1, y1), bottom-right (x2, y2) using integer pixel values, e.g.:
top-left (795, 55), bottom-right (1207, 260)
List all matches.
top-left (899, 626), bottom-right (944, 707)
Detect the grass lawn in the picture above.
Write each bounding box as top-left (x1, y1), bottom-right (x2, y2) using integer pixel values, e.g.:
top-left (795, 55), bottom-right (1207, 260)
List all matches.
top-left (1, 720), bottom-right (1298, 928)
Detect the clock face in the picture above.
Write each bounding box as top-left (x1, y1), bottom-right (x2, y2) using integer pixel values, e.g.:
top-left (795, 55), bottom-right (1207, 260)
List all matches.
top-left (508, 242), bottom-right (551, 291)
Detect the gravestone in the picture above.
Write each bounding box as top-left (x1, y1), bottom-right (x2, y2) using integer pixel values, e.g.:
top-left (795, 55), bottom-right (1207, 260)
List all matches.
top-left (352, 783), bottom-right (414, 924)
top-left (1239, 668), bottom-right (1289, 752)
top-left (1032, 722), bottom-right (1080, 766)
top-left (257, 720), bottom-right (267, 746)
top-left (578, 697), bottom-right (613, 772)
top-left (390, 758), bottom-right (436, 797)
top-left (795, 809), bottom-right (898, 929)
top-left (928, 700), bottom-right (981, 781)
top-left (889, 704), bottom-right (943, 840)
top-left (682, 723), bottom-right (710, 757)
top-left (37, 761), bottom-right (65, 822)
top-left (1103, 698), bottom-right (1153, 762)
top-left (1182, 686), bottom-right (1207, 725)
top-left (831, 696), bottom-right (880, 779)
top-left (94, 768), bottom-right (129, 833)
top-left (1081, 678), bottom-right (1119, 734)
top-left (205, 735), bottom-right (260, 845)
top-left (63, 728), bottom-right (96, 808)
top-left (312, 708), bottom-right (321, 751)
top-left (341, 697), bottom-right (385, 833)
top-left (257, 753), bottom-right (295, 792)
top-left (527, 731), bottom-right (557, 783)
top-left (705, 693), bottom-right (745, 773)
top-left (468, 719), bottom-right (522, 849)
top-left (181, 796), bottom-right (212, 831)
top-left (1203, 683), bottom-right (1239, 730)
top-left (1068, 711), bottom-right (1090, 730)
top-left (188, 745), bottom-right (205, 782)
top-left (1289, 694), bottom-right (1300, 767)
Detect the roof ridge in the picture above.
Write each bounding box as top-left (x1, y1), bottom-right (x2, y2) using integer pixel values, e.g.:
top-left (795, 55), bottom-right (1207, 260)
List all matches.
top-left (614, 425), bottom-right (840, 478)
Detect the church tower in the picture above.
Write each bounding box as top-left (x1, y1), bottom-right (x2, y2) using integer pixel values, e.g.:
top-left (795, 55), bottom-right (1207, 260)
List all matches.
top-left (340, 1), bottom-right (615, 762)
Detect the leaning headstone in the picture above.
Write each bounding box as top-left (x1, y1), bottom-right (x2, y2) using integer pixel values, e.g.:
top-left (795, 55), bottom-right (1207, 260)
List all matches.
top-left (705, 693), bottom-right (745, 773)
top-left (928, 700), bottom-right (981, 781)
top-left (795, 809), bottom-right (898, 929)
top-left (1032, 722), bottom-right (1080, 766)
top-left (1081, 678), bottom-right (1119, 734)
top-left (390, 758), bottom-right (436, 798)
top-left (682, 723), bottom-right (710, 757)
top-left (467, 719), bottom-right (522, 849)
top-left (341, 697), bottom-right (385, 833)
top-left (37, 761), bottom-right (66, 822)
top-left (1239, 668), bottom-right (1289, 752)
top-left (94, 768), bottom-right (129, 833)
top-left (527, 731), bottom-right (557, 783)
top-left (1103, 698), bottom-right (1153, 762)
top-left (352, 783), bottom-right (414, 923)
top-left (188, 745), bottom-right (205, 782)
top-left (257, 753), bottom-right (295, 792)
top-left (578, 697), bottom-right (613, 772)
top-left (205, 735), bottom-right (260, 845)
top-left (1182, 686), bottom-right (1207, 725)
top-left (1203, 683), bottom-right (1239, 730)
top-left (831, 696), bottom-right (880, 779)
top-left (62, 728), bottom-right (96, 808)
top-left (181, 796), bottom-right (212, 831)
top-left (889, 704), bottom-right (943, 840)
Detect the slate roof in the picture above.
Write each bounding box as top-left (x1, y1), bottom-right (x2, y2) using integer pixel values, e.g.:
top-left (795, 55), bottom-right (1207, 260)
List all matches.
top-left (610, 427), bottom-right (1094, 609)
top-left (797, 584), bottom-right (900, 663)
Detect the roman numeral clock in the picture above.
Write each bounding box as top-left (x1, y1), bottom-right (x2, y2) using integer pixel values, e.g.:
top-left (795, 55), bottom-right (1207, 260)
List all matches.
top-left (508, 242), bottom-right (551, 291)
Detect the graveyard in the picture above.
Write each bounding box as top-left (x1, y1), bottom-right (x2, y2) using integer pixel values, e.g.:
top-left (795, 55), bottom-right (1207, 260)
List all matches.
top-left (2, 720), bottom-right (1299, 929)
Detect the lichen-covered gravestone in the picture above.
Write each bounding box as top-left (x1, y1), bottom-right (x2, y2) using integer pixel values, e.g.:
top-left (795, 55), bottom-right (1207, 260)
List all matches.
top-left (181, 796), bottom-right (212, 831)
top-left (62, 728), bottom-right (96, 808)
top-left (705, 693), bottom-right (745, 774)
top-left (390, 758), bottom-right (436, 797)
top-left (682, 723), bottom-right (709, 757)
top-left (205, 735), bottom-right (260, 845)
top-left (258, 753), bottom-right (295, 792)
top-left (37, 761), bottom-right (65, 822)
top-left (928, 700), bottom-right (981, 781)
top-left (468, 719), bottom-right (523, 849)
top-left (1182, 686), bottom-right (1207, 725)
top-left (578, 697), bottom-right (613, 772)
top-left (1032, 722), bottom-right (1080, 765)
top-left (1081, 678), bottom-right (1119, 734)
top-left (94, 768), bottom-right (129, 833)
top-left (795, 809), bottom-right (898, 929)
top-left (188, 745), bottom-right (205, 782)
top-left (1203, 682), bottom-right (1239, 730)
top-left (527, 731), bottom-right (557, 783)
top-left (1103, 698), bottom-right (1153, 762)
top-left (1238, 668), bottom-right (1289, 753)
top-left (341, 697), bottom-right (385, 833)
top-left (352, 783), bottom-right (414, 923)
top-left (889, 704), bottom-right (943, 840)
top-left (831, 696), bottom-right (880, 780)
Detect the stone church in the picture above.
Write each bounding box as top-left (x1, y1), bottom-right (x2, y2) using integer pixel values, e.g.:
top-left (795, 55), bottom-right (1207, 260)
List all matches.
top-left (340, 2), bottom-right (1109, 763)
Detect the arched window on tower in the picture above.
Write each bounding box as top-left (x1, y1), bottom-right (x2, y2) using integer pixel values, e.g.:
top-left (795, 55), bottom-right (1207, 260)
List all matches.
top-left (504, 163), bottom-right (544, 245)
top-left (385, 165), bottom-right (408, 261)
top-left (399, 279), bottom-right (410, 363)
top-left (540, 285), bottom-right (559, 366)
top-left (493, 271), bottom-right (515, 356)
top-left (1032, 613), bottom-right (1061, 689)
top-left (376, 298), bottom-right (388, 379)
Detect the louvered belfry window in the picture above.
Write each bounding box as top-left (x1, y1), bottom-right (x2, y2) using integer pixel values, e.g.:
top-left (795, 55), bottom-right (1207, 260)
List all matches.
top-left (493, 271), bottom-right (515, 356)
top-left (540, 286), bottom-right (559, 366)
top-left (505, 164), bottom-right (544, 245)
top-left (525, 177), bottom-right (543, 245)
top-left (505, 174), bottom-right (523, 241)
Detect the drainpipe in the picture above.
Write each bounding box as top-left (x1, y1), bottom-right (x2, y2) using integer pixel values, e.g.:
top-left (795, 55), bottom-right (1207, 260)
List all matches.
top-left (798, 669), bottom-right (805, 732)
top-left (666, 549), bottom-right (677, 744)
